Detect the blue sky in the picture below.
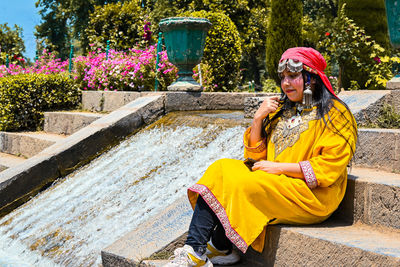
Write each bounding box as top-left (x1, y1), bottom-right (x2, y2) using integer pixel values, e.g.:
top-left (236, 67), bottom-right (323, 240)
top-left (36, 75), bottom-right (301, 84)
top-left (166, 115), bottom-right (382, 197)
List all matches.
top-left (0, 0), bottom-right (41, 60)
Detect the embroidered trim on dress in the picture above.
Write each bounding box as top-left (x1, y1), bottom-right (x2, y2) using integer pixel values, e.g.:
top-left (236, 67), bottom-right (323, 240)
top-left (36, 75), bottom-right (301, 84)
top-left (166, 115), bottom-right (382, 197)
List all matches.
top-left (188, 184), bottom-right (248, 253)
top-left (299, 161), bottom-right (318, 189)
top-left (244, 139), bottom-right (266, 153)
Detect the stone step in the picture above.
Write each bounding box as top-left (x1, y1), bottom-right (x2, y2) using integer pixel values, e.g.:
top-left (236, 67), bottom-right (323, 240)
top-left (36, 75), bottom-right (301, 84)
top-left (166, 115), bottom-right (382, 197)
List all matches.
top-left (240, 221), bottom-right (400, 266)
top-left (142, 222), bottom-right (400, 266)
top-left (0, 131), bottom-right (66, 158)
top-left (102, 167), bottom-right (400, 266)
top-left (354, 128), bottom-right (400, 173)
top-left (0, 152), bottom-right (26, 172)
top-left (335, 167), bottom-right (400, 230)
top-left (43, 111), bottom-right (104, 135)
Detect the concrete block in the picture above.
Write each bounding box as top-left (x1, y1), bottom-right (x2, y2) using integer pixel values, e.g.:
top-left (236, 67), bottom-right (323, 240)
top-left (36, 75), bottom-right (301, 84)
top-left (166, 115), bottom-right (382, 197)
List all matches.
top-left (386, 77), bottom-right (400, 90)
top-left (81, 91), bottom-right (104, 112)
top-left (81, 91), bottom-right (148, 112)
top-left (354, 128), bottom-right (400, 172)
top-left (167, 81), bottom-right (202, 92)
top-left (44, 111), bottom-right (103, 135)
top-left (0, 153), bottom-right (25, 171)
top-left (0, 132), bottom-right (65, 158)
top-left (335, 167), bottom-right (400, 229)
top-left (255, 222), bottom-right (400, 266)
top-left (102, 196), bottom-right (192, 267)
top-left (103, 91), bottom-right (141, 111)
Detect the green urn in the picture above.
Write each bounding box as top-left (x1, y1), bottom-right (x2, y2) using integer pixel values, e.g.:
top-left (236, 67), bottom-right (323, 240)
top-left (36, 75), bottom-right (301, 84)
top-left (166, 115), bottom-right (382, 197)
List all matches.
top-left (159, 17), bottom-right (212, 91)
top-left (385, 0), bottom-right (400, 48)
top-left (385, 0), bottom-right (400, 86)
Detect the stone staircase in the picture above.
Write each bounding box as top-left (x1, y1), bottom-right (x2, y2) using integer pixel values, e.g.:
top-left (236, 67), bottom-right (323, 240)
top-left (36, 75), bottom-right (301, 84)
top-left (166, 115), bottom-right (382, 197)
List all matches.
top-left (105, 164), bottom-right (400, 267)
top-left (0, 111), bottom-right (105, 172)
top-left (0, 90), bottom-right (398, 266)
top-left (101, 91), bottom-right (400, 267)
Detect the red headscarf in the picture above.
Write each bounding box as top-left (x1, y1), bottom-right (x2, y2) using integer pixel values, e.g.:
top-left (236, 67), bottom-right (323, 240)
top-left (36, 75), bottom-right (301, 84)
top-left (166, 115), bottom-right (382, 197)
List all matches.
top-left (280, 47), bottom-right (337, 97)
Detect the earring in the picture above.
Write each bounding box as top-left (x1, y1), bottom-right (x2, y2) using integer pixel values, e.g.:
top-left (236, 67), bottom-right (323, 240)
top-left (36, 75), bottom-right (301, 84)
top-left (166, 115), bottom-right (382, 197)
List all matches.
top-left (303, 74), bottom-right (313, 108)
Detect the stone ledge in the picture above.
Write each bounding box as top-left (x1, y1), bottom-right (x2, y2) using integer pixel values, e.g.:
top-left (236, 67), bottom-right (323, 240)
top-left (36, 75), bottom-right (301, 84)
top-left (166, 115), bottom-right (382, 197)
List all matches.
top-left (335, 167), bottom-right (400, 229)
top-left (165, 92), bottom-right (273, 113)
top-left (81, 91), bottom-right (163, 112)
top-left (0, 132), bottom-right (66, 158)
top-left (243, 222), bottom-right (400, 266)
top-left (243, 90), bottom-right (400, 124)
top-left (44, 111), bottom-right (104, 135)
top-left (386, 77), bottom-right (400, 90)
top-left (355, 128), bottom-right (400, 173)
top-left (0, 95), bottom-right (165, 216)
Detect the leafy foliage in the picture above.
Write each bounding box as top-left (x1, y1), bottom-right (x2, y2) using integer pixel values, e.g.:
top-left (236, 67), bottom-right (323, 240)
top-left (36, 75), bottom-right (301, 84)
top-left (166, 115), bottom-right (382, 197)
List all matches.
top-left (0, 73), bottom-right (80, 131)
top-left (376, 104), bottom-right (400, 129)
top-left (181, 10), bottom-right (242, 91)
top-left (35, 0), bottom-right (126, 57)
top-left (339, 0), bottom-right (389, 49)
top-left (318, 5), bottom-right (400, 90)
top-left (85, 1), bottom-right (149, 51)
top-left (0, 23), bottom-right (26, 65)
top-left (336, 0), bottom-right (391, 89)
top-left (266, 0), bottom-right (303, 84)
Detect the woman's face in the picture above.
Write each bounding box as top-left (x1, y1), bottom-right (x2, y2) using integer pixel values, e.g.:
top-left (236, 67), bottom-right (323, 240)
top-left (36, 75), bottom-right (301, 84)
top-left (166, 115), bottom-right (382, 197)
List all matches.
top-left (280, 70), bottom-right (304, 102)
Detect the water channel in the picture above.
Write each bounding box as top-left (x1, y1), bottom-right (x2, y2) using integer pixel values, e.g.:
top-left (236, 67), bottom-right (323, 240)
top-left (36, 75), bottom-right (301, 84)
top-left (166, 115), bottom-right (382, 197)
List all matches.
top-left (0, 111), bottom-right (248, 266)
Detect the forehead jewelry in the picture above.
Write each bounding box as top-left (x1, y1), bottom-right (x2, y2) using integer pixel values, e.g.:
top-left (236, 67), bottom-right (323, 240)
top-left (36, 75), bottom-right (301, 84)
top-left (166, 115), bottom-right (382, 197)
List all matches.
top-left (278, 58), bottom-right (303, 73)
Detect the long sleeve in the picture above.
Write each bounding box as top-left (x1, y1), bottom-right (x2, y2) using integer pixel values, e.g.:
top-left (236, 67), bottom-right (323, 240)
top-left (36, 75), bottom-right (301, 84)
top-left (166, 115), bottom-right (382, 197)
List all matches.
top-left (299, 103), bottom-right (357, 188)
top-left (243, 127), bottom-right (267, 161)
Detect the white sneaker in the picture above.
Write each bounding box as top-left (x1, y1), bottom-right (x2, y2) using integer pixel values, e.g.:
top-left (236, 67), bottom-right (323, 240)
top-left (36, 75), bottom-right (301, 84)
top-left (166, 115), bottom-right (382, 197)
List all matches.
top-left (164, 244), bottom-right (213, 267)
top-left (205, 240), bottom-right (240, 265)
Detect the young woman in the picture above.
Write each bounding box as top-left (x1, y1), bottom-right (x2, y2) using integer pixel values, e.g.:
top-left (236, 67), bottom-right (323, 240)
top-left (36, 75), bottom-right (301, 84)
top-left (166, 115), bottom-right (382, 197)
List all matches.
top-left (165, 47), bottom-right (357, 267)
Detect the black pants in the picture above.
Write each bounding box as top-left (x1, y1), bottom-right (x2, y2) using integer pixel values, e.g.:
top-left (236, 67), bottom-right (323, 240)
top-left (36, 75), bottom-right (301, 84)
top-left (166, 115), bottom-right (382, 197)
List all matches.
top-left (185, 196), bottom-right (233, 255)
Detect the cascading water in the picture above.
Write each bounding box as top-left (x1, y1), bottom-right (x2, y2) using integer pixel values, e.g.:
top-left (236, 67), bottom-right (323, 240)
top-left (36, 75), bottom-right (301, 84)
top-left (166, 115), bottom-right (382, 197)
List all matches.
top-left (0, 111), bottom-right (248, 266)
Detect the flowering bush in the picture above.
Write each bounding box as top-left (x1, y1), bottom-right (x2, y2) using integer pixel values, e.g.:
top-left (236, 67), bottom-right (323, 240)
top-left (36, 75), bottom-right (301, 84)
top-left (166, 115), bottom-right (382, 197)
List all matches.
top-left (0, 46), bottom-right (178, 91)
top-left (319, 4), bottom-right (400, 90)
top-left (0, 50), bottom-right (69, 78)
top-left (73, 45), bottom-right (177, 91)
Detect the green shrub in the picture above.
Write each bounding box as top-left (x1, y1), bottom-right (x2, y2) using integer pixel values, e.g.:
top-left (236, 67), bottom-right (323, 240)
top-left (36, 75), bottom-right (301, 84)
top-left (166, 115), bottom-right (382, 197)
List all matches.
top-left (376, 104), bottom-right (400, 129)
top-left (180, 10), bottom-right (242, 92)
top-left (266, 0), bottom-right (303, 84)
top-left (319, 5), bottom-right (399, 90)
top-left (0, 73), bottom-right (80, 131)
top-left (337, 0), bottom-right (390, 90)
top-left (262, 78), bottom-right (280, 93)
top-left (85, 1), bottom-right (147, 51)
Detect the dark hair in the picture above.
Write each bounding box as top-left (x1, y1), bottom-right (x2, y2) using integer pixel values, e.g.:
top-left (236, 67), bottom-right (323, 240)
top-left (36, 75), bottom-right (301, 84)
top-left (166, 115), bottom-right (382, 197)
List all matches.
top-left (263, 70), bottom-right (357, 157)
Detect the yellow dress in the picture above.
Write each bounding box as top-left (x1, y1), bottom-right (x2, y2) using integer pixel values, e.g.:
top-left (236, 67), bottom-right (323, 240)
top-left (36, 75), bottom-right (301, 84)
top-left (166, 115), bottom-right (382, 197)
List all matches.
top-left (187, 100), bottom-right (357, 253)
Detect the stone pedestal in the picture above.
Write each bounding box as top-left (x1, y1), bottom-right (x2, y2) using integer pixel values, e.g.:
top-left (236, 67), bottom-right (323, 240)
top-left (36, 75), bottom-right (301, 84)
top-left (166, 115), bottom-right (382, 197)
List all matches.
top-left (167, 81), bottom-right (202, 92)
top-left (386, 76), bottom-right (400, 90)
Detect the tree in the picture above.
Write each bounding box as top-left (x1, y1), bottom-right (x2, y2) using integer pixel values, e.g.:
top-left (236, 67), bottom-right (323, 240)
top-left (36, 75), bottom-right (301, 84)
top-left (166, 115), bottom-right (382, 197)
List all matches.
top-left (337, 0), bottom-right (390, 89)
top-left (34, 0), bottom-right (126, 57)
top-left (85, 1), bottom-right (146, 51)
top-left (0, 23), bottom-right (26, 64)
top-left (266, 0), bottom-right (303, 84)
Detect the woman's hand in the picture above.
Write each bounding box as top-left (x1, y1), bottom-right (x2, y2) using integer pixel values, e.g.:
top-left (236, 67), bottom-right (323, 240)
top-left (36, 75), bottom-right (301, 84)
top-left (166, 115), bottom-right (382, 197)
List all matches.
top-left (253, 96), bottom-right (281, 122)
top-left (252, 160), bottom-right (283, 174)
